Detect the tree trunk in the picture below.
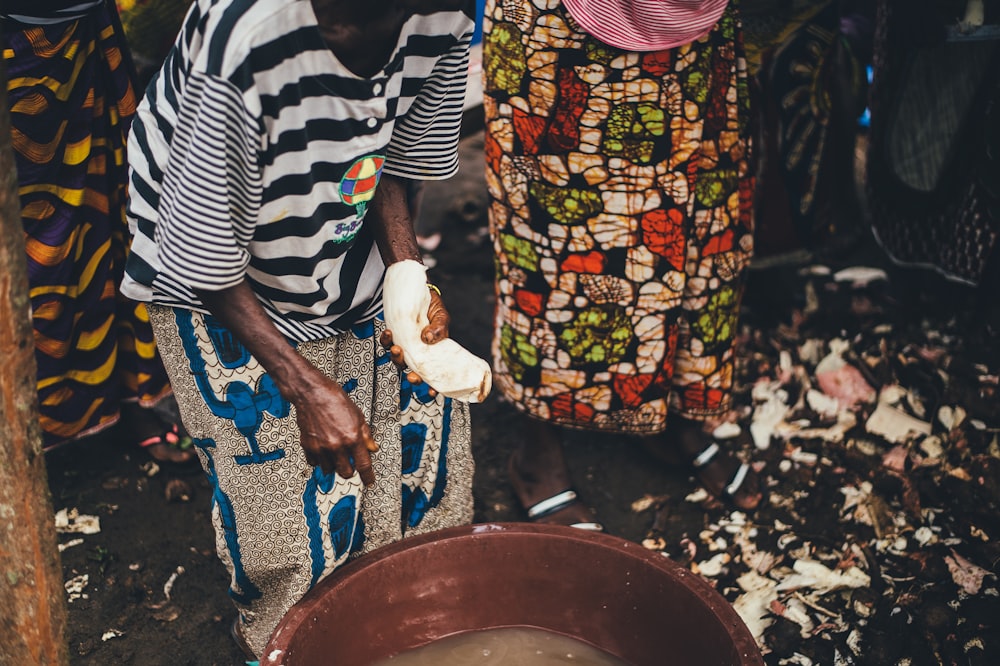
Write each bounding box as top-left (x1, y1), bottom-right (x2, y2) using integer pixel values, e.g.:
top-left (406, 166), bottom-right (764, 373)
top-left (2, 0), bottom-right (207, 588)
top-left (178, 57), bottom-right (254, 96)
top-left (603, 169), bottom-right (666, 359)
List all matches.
top-left (0, 56), bottom-right (69, 666)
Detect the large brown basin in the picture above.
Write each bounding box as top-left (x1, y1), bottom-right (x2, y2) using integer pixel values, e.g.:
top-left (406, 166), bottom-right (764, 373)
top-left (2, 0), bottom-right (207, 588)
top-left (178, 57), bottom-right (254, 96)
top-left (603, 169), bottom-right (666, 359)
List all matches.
top-left (262, 523), bottom-right (763, 666)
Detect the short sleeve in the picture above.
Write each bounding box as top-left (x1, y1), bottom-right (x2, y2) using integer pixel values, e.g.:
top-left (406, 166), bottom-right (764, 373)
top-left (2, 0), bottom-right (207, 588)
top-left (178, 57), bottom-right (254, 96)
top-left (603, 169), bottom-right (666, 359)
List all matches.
top-left (155, 71), bottom-right (263, 291)
top-left (384, 28), bottom-right (473, 181)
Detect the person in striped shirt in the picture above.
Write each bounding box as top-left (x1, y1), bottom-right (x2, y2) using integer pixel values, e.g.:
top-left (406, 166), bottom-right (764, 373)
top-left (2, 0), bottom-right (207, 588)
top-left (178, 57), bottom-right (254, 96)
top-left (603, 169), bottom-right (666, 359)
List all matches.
top-left (122, 0), bottom-right (476, 657)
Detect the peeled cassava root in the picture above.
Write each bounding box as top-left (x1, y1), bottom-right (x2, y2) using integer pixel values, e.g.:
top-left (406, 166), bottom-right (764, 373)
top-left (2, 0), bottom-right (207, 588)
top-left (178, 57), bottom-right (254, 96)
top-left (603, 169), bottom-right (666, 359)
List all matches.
top-left (382, 260), bottom-right (492, 403)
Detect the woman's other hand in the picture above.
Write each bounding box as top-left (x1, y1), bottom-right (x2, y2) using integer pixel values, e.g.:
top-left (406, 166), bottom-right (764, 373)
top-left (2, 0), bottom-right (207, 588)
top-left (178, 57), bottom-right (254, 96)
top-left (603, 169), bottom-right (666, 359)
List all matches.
top-left (293, 369), bottom-right (379, 485)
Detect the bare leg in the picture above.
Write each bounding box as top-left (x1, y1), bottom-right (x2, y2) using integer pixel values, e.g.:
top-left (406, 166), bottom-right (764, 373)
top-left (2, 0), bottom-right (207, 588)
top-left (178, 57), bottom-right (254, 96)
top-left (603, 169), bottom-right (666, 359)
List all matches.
top-left (507, 417), bottom-right (598, 526)
top-left (645, 415), bottom-right (763, 511)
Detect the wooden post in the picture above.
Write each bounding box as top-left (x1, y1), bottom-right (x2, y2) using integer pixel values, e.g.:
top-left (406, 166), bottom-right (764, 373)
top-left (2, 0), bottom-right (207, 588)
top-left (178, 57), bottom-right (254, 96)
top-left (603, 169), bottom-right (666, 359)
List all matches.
top-left (0, 56), bottom-right (69, 666)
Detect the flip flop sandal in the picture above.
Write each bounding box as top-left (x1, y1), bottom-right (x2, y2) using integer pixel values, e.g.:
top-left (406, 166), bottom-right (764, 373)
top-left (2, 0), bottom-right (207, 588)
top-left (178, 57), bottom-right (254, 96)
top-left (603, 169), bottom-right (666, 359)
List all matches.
top-left (138, 423), bottom-right (180, 448)
top-left (690, 441), bottom-right (757, 502)
top-left (526, 490), bottom-right (605, 532)
top-left (139, 424), bottom-right (198, 468)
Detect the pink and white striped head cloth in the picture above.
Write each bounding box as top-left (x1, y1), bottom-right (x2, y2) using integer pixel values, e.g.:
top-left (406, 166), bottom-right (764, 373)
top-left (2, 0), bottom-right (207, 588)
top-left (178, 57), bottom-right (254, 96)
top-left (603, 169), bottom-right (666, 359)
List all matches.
top-left (561, 0), bottom-right (730, 51)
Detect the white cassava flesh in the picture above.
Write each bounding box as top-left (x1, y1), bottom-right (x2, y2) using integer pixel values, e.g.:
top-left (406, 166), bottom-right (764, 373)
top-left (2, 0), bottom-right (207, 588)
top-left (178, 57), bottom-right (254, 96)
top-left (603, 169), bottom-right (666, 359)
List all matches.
top-left (382, 260), bottom-right (491, 402)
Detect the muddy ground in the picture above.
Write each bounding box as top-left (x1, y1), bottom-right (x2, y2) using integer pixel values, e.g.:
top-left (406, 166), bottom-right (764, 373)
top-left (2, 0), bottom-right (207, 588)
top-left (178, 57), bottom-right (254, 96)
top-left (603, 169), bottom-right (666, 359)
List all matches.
top-left (47, 133), bottom-right (999, 665)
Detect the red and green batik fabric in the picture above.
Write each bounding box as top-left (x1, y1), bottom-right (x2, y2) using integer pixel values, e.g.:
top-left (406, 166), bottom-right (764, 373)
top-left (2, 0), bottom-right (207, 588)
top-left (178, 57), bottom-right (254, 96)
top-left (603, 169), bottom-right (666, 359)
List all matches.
top-left (483, 1), bottom-right (754, 434)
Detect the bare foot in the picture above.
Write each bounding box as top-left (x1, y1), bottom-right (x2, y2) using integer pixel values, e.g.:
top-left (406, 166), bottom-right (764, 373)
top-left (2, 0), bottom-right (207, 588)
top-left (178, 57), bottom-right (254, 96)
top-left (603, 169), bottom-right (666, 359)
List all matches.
top-left (647, 416), bottom-right (763, 511)
top-left (507, 419), bottom-right (600, 528)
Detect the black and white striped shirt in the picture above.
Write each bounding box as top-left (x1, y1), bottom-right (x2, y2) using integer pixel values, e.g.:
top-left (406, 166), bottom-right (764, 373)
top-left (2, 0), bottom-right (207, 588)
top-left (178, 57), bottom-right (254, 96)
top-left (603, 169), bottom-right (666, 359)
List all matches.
top-left (122, 0), bottom-right (473, 341)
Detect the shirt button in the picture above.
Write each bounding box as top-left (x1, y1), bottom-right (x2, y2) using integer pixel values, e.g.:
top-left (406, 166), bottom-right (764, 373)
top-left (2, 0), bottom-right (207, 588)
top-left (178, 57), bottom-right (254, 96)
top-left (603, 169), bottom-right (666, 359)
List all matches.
top-left (372, 83), bottom-right (383, 95)
top-left (367, 117), bottom-right (378, 128)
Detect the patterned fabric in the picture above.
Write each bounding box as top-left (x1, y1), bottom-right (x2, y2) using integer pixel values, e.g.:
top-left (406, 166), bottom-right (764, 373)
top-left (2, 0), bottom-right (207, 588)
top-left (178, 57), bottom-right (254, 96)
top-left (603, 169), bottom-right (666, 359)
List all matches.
top-left (483, 2), bottom-right (754, 434)
top-left (122, 0), bottom-right (474, 343)
top-left (2, 3), bottom-right (172, 449)
top-left (741, 0), bottom-right (857, 249)
top-left (148, 305), bottom-right (473, 656)
top-left (561, 0), bottom-right (729, 51)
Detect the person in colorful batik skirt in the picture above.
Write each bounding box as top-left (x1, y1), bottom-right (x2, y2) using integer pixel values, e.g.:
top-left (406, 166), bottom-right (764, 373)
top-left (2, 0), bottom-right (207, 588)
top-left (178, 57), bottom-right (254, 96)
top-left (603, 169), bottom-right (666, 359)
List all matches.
top-left (121, 0), bottom-right (478, 658)
top-left (2, 0), bottom-right (194, 464)
top-left (484, 0), bottom-right (764, 528)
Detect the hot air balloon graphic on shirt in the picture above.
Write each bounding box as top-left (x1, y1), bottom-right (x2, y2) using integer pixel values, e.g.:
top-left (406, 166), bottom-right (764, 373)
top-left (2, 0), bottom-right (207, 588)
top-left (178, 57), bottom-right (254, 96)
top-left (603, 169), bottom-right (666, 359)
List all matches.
top-left (340, 154), bottom-right (385, 220)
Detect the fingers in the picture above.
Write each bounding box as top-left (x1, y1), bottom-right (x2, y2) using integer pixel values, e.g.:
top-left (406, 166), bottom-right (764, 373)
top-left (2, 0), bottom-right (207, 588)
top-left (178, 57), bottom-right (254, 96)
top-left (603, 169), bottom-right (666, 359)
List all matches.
top-left (390, 344), bottom-right (405, 367)
top-left (383, 330), bottom-right (425, 384)
top-left (382, 330), bottom-right (405, 367)
top-left (381, 330), bottom-right (403, 364)
top-left (315, 440), bottom-right (377, 486)
top-left (421, 290), bottom-right (450, 344)
top-left (301, 422), bottom-right (379, 485)
top-left (383, 290), bottom-right (450, 347)
top-left (361, 422), bottom-right (379, 453)
top-left (420, 324), bottom-right (446, 345)
top-left (333, 450), bottom-right (355, 482)
top-left (352, 425), bottom-right (377, 485)
top-left (382, 330), bottom-right (410, 373)
top-left (381, 326), bottom-right (437, 392)
top-left (353, 449), bottom-right (376, 486)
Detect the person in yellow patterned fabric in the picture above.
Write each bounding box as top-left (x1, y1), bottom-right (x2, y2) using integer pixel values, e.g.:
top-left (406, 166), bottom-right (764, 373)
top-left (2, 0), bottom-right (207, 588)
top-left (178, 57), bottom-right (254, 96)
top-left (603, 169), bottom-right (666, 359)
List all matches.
top-left (483, 0), bottom-right (764, 529)
top-left (2, 0), bottom-right (194, 464)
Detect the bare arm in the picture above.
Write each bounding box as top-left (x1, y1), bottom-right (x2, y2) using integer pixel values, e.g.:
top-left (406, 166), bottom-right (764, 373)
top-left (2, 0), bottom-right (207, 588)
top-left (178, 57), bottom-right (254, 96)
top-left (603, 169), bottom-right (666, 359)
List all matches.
top-left (190, 176), bottom-right (442, 484)
top-left (368, 173), bottom-right (422, 266)
top-left (367, 174), bottom-right (449, 344)
top-left (194, 281), bottom-right (378, 485)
